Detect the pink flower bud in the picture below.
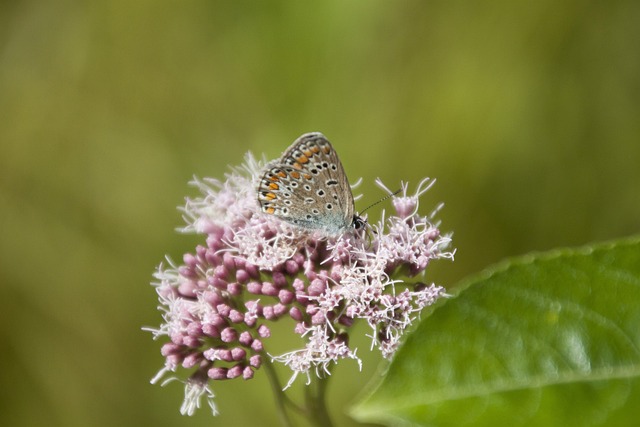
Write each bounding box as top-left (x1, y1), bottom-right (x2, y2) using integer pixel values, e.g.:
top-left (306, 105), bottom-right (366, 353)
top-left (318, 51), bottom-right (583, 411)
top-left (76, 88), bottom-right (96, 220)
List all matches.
top-left (182, 353), bottom-right (200, 368)
top-left (263, 305), bottom-right (275, 320)
top-left (285, 259), bottom-right (299, 275)
top-left (236, 269), bottom-right (250, 283)
top-left (178, 280), bottom-right (197, 297)
top-left (249, 355), bottom-right (262, 368)
top-left (247, 281), bottom-right (263, 294)
top-left (239, 331), bottom-right (253, 346)
top-left (261, 282), bottom-right (278, 296)
top-left (178, 266), bottom-right (196, 278)
top-left (227, 365), bottom-right (243, 379)
top-left (227, 282), bottom-right (243, 296)
top-left (243, 367), bottom-right (254, 380)
top-left (278, 289), bottom-right (294, 304)
top-left (251, 339), bottom-right (263, 352)
top-left (183, 253), bottom-right (198, 268)
top-left (228, 309), bottom-right (244, 323)
top-left (272, 272), bottom-right (287, 288)
top-left (257, 325), bottom-right (270, 338)
top-left (223, 252), bottom-right (235, 271)
top-left (231, 347), bottom-right (246, 361)
top-left (216, 304), bottom-right (231, 317)
top-left (161, 343), bottom-right (181, 356)
top-left (208, 367), bottom-right (227, 380)
top-left (220, 327), bottom-right (238, 343)
top-left (214, 265), bottom-right (228, 279)
top-left (289, 306), bottom-right (303, 321)
top-left (273, 303), bottom-right (287, 317)
top-left (307, 278), bottom-right (326, 296)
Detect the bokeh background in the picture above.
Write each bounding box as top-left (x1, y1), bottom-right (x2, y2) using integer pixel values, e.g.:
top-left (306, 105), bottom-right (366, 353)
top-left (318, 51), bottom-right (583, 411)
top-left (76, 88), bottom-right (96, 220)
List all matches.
top-left (1, 1), bottom-right (638, 426)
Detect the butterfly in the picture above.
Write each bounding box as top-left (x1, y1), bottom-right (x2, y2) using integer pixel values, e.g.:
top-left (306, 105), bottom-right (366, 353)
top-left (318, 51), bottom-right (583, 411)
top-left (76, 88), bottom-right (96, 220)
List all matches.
top-left (257, 132), bottom-right (365, 235)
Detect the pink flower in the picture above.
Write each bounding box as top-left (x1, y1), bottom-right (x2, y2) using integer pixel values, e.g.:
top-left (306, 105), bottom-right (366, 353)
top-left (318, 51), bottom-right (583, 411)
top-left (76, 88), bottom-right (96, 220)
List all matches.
top-left (145, 151), bottom-right (454, 415)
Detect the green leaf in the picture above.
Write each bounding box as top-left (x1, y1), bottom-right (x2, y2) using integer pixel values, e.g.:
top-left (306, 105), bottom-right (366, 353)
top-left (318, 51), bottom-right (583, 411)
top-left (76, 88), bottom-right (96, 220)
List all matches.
top-left (352, 236), bottom-right (640, 426)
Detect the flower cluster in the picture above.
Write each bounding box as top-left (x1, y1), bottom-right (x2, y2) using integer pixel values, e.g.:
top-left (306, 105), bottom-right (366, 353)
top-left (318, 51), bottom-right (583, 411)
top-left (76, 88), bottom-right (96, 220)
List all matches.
top-left (146, 152), bottom-right (454, 415)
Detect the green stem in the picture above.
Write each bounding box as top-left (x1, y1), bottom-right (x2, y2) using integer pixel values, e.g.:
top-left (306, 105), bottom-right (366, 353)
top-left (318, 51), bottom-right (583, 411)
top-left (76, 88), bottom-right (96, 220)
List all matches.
top-left (305, 374), bottom-right (333, 427)
top-left (262, 351), bottom-right (334, 427)
top-left (261, 354), bottom-right (296, 427)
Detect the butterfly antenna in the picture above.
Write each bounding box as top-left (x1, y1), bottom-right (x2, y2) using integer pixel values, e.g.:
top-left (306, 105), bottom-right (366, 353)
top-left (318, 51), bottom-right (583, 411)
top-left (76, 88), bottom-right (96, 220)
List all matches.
top-left (360, 188), bottom-right (401, 215)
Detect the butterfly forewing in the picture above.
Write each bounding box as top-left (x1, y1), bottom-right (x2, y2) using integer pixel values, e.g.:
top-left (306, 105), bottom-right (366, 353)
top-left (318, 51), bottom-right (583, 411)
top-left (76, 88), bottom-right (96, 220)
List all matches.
top-left (257, 133), bottom-right (355, 234)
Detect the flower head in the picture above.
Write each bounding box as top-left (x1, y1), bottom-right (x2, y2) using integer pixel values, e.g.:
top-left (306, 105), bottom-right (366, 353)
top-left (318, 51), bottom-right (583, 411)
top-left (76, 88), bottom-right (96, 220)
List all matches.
top-left (146, 150), bottom-right (453, 415)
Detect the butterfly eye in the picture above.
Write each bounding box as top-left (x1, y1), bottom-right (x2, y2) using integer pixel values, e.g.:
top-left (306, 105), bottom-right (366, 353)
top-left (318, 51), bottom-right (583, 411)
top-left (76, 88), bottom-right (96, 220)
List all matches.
top-left (353, 216), bottom-right (366, 230)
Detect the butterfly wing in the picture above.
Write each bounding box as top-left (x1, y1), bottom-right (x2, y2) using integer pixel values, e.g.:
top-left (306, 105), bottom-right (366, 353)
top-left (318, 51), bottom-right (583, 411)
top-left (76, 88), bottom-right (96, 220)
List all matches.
top-left (257, 132), bottom-right (355, 234)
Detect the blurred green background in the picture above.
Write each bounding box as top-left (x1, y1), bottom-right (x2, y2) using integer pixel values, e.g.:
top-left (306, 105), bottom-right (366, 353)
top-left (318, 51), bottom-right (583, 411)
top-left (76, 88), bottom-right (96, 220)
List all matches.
top-left (1, 1), bottom-right (638, 426)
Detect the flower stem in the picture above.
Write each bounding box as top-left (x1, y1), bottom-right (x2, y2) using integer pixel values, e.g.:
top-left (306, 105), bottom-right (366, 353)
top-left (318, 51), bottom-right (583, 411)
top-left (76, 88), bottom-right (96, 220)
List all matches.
top-left (262, 352), bottom-right (305, 427)
top-left (305, 375), bottom-right (333, 427)
top-left (261, 355), bottom-right (296, 427)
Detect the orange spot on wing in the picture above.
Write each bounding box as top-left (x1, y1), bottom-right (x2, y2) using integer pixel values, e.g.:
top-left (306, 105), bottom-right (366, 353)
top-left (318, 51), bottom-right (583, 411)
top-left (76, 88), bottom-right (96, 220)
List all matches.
top-left (290, 171), bottom-right (300, 179)
top-left (269, 182), bottom-right (279, 190)
top-left (297, 154), bottom-right (309, 164)
top-left (310, 146), bottom-right (320, 153)
top-left (265, 192), bottom-right (277, 200)
top-left (303, 173), bottom-right (312, 180)
top-left (277, 171), bottom-right (287, 178)
top-left (293, 162), bottom-right (302, 170)
top-left (265, 207), bottom-right (275, 214)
